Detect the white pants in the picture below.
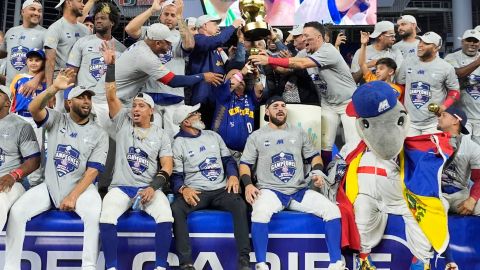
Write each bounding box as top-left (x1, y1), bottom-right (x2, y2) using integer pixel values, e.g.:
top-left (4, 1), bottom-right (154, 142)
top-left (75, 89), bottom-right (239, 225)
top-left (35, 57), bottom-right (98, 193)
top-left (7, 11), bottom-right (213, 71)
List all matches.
top-left (407, 123), bottom-right (439, 136)
top-left (321, 101), bottom-right (360, 151)
top-left (466, 119), bottom-right (480, 144)
top-left (4, 183), bottom-right (102, 270)
top-left (99, 187), bottom-right (174, 224)
top-left (443, 189), bottom-right (480, 215)
top-left (251, 189), bottom-right (341, 223)
top-left (153, 103), bottom-right (183, 139)
top-left (0, 183), bottom-right (25, 231)
top-left (17, 115), bottom-right (44, 186)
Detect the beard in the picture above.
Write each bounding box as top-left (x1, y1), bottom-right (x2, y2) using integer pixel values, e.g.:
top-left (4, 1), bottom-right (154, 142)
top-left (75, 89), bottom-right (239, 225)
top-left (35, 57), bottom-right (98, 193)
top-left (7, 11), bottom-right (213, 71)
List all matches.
top-left (191, 119), bottom-right (205, 130)
top-left (71, 105), bottom-right (91, 120)
top-left (72, 7), bottom-right (83, 17)
top-left (270, 114), bottom-right (287, 126)
top-left (398, 29), bottom-right (412, 39)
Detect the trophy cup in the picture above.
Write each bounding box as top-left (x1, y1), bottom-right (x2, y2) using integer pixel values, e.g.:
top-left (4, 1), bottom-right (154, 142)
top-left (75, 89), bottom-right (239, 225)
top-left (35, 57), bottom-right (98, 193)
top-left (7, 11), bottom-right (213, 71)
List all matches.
top-left (428, 103), bottom-right (440, 115)
top-left (239, 0), bottom-right (270, 40)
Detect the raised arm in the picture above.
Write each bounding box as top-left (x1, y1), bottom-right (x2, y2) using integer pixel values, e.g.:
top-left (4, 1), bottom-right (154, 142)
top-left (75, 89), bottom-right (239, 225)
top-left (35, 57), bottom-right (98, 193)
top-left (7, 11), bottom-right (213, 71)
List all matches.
top-left (78, 0), bottom-right (98, 23)
top-left (100, 41), bottom-right (122, 118)
top-left (358, 31), bottom-right (372, 78)
top-left (125, 0), bottom-right (164, 39)
top-left (175, 0), bottom-right (194, 51)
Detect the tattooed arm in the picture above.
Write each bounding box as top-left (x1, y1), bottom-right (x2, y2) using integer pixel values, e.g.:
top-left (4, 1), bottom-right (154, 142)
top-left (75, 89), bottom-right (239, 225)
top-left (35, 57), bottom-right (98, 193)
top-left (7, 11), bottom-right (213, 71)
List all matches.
top-left (100, 41), bottom-right (122, 118)
top-left (176, 0), bottom-right (194, 51)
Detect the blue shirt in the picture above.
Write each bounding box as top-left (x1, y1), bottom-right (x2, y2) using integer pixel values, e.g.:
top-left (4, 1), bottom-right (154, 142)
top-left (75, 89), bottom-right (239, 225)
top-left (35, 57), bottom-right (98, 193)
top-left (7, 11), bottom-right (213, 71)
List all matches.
top-left (10, 74), bottom-right (47, 116)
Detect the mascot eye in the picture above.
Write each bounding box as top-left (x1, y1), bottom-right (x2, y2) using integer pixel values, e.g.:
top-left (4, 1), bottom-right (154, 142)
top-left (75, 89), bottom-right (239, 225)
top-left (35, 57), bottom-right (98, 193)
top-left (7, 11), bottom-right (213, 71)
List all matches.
top-left (397, 116), bottom-right (405, 126)
top-left (362, 119), bottom-right (369, 128)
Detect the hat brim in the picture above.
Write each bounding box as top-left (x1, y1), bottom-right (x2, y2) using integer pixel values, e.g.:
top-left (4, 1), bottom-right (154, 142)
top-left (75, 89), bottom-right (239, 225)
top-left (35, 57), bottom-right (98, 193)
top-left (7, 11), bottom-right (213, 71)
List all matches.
top-left (461, 126), bottom-right (470, 135)
top-left (69, 90), bottom-right (96, 100)
top-left (345, 101), bottom-right (359, 118)
top-left (26, 51), bottom-right (45, 60)
top-left (369, 31), bottom-right (381, 38)
top-left (55, 0), bottom-right (65, 9)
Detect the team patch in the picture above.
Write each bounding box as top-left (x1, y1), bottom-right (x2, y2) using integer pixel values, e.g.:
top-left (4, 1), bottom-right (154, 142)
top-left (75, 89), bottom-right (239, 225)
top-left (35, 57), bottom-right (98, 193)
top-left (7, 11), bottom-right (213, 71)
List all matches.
top-left (127, 147), bottom-right (149, 175)
top-left (199, 157), bottom-right (222, 181)
top-left (270, 152), bottom-right (296, 183)
top-left (310, 73), bottom-right (327, 95)
top-left (466, 74), bottom-right (480, 100)
top-left (54, 144), bottom-right (80, 177)
top-left (159, 49), bottom-right (173, 64)
top-left (409, 81), bottom-right (431, 109)
top-left (10, 46), bottom-right (29, 71)
top-left (0, 148), bottom-right (5, 167)
top-left (89, 57), bottom-right (106, 81)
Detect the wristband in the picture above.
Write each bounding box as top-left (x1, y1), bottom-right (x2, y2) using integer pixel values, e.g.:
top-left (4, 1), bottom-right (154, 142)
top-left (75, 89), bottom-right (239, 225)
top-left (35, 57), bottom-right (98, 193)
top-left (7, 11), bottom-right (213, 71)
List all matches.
top-left (442, 90), bottom-right (460, 108)
top-left (267, 57), bottom-right (290, 68)
top-left (233, 72), bottom-right (243, 82)
top-left (150, 170), bottom-right (170, 190)
top-left (105, 64), bottom-right (115, 83)
top-left (179, 185), bottom-right (187, 194)
top-left (240, 174), bottom-right (253, 186)
top-left (10, 168), bottom-right (24, 181)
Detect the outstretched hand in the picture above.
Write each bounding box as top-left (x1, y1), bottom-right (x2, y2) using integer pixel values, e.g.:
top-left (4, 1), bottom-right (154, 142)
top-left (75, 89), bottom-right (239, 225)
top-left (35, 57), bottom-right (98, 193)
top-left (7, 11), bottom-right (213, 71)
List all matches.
top-left (100, 40), bottom-right (116, 65)
top-left (52, 68), bottom-right (76, 91)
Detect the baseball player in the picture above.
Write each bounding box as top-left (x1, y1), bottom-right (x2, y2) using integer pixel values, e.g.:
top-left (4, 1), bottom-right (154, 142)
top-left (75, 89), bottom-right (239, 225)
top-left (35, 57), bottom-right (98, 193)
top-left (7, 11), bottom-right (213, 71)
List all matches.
top-left (444, 29), bottom-right (480, 144)
top-left (3, 69), bottom-right (108, 270)
top-left (249, 21), bottom-right (360, 167)
top-left (239, 96), bottom-right (345, 270)
top-left (393, 15), bottom-right (421, 59)
top-left (170, 104), bottom-right (251, 270)
top-left (44, 0), bottom-right (90, 111)
top-left (98, 45), bottom-right (174, 270)
top-left (125, 0), bottom-right (194, 137)
top-left (397, 32), bottom-right (460, 136)
top-left (0, 85), bottom-right (40, 231)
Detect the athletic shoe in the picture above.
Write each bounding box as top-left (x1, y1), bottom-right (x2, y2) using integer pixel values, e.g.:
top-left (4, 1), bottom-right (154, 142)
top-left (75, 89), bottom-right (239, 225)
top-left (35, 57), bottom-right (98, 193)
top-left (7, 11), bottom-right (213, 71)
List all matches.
top-left (328, 260), bottom-right (348, 270)
top-left (256, 262), bottom-right (269, 270)
top-left (355, 255), bottom-right (377, 270)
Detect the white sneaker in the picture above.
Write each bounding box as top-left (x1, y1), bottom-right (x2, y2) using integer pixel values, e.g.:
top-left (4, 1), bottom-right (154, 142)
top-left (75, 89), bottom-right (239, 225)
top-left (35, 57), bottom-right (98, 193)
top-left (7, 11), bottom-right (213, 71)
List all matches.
top-left (256, 262), bottom-right (269, 270)
top-left (328, 260), bottom-right (348, 270)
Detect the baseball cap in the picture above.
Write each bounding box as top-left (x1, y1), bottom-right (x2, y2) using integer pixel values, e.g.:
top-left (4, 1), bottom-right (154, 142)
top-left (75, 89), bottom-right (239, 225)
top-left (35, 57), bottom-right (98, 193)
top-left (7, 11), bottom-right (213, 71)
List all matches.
top-left (444, 107), bottom-right (469, 135)
top-left (173, 104), bottom-right (201, 126)
top-left (462, 29), bottom-right (480, 41)
top-left (67, 86), bottom-right (95, 100)
top-left (475, 25), bottom-right (480, 32)
top-left (22, 0), bottom-right (42, 9)
top-left (346, 81), bottom-right (398, 118)
top-left (0, 85), bottom-right (11, 100)
top-left (419, 31), bottom-right (442, 47)
top-left (161, 0), bottom-right (176, 9)
top-left (55, 0), bottom-right (65, 9)
top-left (133, 93), bottom-right (154, 108)
top-left (145, 23), bottom-right (176, 43)
top-left (289, 24), bottom-right (304, 36)
top-left (264, 95), bottom-right (285, 121)
top-left (397, 15), bottom-right (421, 33)
top-left (185, 17), bottom-right (197, 28)
top-left (26, 48), bottom-right (45, 60)
top-left (195, 15), bottom-right (221, 28)
top-left (272, 28), bottom-right (283, 41)
top-left (369, 21), bottom-right (395, 38)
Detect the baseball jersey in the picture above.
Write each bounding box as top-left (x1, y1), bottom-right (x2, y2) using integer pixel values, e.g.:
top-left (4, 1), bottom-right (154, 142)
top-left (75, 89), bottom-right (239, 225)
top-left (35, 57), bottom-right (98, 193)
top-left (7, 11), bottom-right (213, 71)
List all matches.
top-left (110, 109), bottom-right (172, 188)
top-left (1, 25), bottom-right (46, 86)
top-left (294, 0), bottom-right (343, 25)
top-left (444, 50), bottom-right (480, 120)
top-left (173, 130), bottom-right (231, 191)
top-left (40, 109), bottom-right (108, 207)
top-left (397, 56), bottom-right (460, 125)
top-left (351, 44), bottom-right (403, 73)
top-left (0, 114), bottom-right (40, 178)
top-left (10, 73), bottom-right (47, 114)
top-left (67, 35), bottom-right (126, 102)
top-left (306, 43), bottom-right (356, 105)
top-left (240, 124), bottom-right (319, 195)
top-left (115, 40), bottom-right (172, 103)
top-left (44, 17), bottom-right (90, 72)
top-left (442, 135), bottom-right (480, 190)
top-left (393, 39), bottom-right (419, 59)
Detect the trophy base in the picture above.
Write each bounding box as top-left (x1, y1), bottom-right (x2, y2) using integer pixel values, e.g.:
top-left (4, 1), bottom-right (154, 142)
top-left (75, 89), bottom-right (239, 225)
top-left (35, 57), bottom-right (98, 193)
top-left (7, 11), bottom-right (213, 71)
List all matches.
top-left (243, 21), bottom-right (270, 40)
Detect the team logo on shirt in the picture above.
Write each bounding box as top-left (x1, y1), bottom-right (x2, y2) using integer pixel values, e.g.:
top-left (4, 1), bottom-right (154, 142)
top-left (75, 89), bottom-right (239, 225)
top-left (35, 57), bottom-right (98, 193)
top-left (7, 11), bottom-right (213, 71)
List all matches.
top-left (199, 157), bottom-right (222, 181)
top-left (310, 74), bottom-right (327, 95)
top-left (127, 147), bottom-right (149, 175)
top-left (54, 144), bottom-right (80, 177)
top-left (466, 74), bottom-right (480, 100)
top-left (409, 81), bottom-right (431, 109)
top-left (270, 152), bottom-right (296, 183)
top-left (159, 49), bottom-right (173, 64)
top-left (442, 162), bottom-right (458, 184)
top-left (0, 148), bottom-right (5, 167)
top-left (89, 57), bottom-right (106, 81)
top-left (10, 46), bottom-right (29, 71)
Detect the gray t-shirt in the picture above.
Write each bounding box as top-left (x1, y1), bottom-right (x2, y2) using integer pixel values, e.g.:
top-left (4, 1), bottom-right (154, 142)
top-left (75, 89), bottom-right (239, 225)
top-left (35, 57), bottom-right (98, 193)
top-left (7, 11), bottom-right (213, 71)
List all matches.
top-left (397, 56), bottom-right (460, 125)
top-left (2, 25), bottom-right (46, 86)
top-left (44, 17), bottom-right (90, 72)
top-left (0, 114), bottom-right (40, 180)
top-left (442, 135), bottom-right (480, 190)
top-left (306, 43), bottom-right (356, 105)
top-left (41, 109), bottom-right (108, 207)
top-left (110, 109), bottom-right (172, 188)
top-left (351, 44), bottom-right (404, 73)
top-left (67, 35), bottom-right (126, 102)
top-left (444, 50), bottom-right (480, 120)
top-left (173, 130), bottom-right (231, 191)
top-left (240, 124), bottom-right (319, 195)
top-left (115, 40), bottom-right (172, 103)
top-left (393, 39), bottom-right (419, 59)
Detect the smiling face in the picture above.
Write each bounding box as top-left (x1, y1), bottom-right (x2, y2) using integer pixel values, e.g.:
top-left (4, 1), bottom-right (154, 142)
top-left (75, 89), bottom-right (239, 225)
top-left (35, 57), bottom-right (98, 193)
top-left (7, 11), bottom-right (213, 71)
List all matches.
top-left (302, 27), bottom-right (323, 53)
top-left (417, 40), bottom-right (438, 60)
top-left (26, 55), bottom-right (44, 73)
top-left (462, 37), bottom-right (480, 57)
top-left (22, 3), bottom-right (42, 27)
top-left (68, 93), bottom-right (92, 120)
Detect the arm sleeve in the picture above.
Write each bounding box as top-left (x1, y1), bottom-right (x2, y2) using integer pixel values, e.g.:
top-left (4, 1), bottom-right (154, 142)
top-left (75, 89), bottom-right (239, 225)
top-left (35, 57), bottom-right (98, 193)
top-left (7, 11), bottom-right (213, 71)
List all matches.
top-left (166, 74), bottom-right (205, 88)
top-left (86, 130), bottom-right (109, 172)
top-left (239, 134), bottom-right (258, 166)
top-left (18, 123), bottom-right (41, 158)
top-left (139, 56), bottom-right (172, 82)
top-left (43, 23), bottom-right (61, 50)
top-left (193, 26), bottom-right (237, 52)
top-left (301, 129), bottom-right (320, 159)
top-left (222, 156), bottom-right (238, 178)
top-left (66, 38), bottom-right (82, 67)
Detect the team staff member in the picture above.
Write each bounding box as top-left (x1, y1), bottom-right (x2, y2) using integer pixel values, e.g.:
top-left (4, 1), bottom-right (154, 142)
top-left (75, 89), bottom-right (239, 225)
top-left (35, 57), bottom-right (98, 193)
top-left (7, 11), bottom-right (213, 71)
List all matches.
top-left (239, 96), bottom-right (345, 270)
top-left (98, 43), bottom-right (174, 270)
top-left (0, 85), bottom-right (40, 232)
top-left (393, 15), bottom-right (421, 58)
top-left (171, 104), bottom-right (251, 270)
top-left (4, 70), bottom-right (108, 270)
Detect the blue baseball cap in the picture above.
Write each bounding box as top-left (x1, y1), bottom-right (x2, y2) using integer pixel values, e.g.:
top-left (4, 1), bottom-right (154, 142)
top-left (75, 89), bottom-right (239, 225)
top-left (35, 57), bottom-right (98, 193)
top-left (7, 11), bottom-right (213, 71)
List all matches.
top-left (346, 81), bottom-right (398, 118)
top-left (26, 48), bottom-right (45, 60)
top-left (444, 107), bottom-right (469, 135)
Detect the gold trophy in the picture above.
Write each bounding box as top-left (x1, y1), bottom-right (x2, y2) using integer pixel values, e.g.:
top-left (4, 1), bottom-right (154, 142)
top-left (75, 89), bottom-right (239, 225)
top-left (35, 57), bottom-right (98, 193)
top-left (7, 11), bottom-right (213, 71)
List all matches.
top-left (428, 103), bottom-right (440, 114)
top-left (239, 0), bottom-right (270, 40)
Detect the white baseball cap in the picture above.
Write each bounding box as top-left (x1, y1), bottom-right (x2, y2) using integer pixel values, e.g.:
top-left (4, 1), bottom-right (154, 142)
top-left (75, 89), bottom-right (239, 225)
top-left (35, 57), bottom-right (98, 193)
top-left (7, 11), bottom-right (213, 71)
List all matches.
top-left (145, 23), bottom-right (176, 43)
top-left (133, 93), bottom-right (154, 108)
top-left (289, 24), bottom-right (304, 36)
top-left (475, 25), bottom-right (480, 32)
top-left (185, 17), bottom-right (197, 28)
top-left (419, 31), bottom-right (442, 47)
top-left (55, 0), bottom-right (65, 9)
top-left (22, 0), bottom-right (42, 9)
top-left (173, 104), bottom-right (201, 126)
top-left (462, 29), bottom-right (480, 41)
top-left (369, 21), bottom-right (395, 38)
top-left (0, 85), bottom-right (11, 100)
top-left (397, 15), bottom-right (421, 33)
top-left (161, 0), bottom-right (175, 9)
top-left (195, 15), bottom-right (221, 28)
top-left (67, 86), bottom-right (95, 100)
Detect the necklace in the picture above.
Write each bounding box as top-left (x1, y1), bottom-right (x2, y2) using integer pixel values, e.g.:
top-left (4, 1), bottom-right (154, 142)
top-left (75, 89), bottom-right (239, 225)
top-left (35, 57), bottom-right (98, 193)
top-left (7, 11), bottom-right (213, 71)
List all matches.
top-left (133, 126), bottom-right (151, 140)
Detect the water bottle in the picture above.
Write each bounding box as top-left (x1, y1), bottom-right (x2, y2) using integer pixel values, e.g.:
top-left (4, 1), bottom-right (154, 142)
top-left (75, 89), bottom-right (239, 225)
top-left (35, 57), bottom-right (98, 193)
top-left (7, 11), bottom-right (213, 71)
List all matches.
top-left (132, 189), bottom-right (143, 211)
top-left (167, 193), bottom-right (175, 204)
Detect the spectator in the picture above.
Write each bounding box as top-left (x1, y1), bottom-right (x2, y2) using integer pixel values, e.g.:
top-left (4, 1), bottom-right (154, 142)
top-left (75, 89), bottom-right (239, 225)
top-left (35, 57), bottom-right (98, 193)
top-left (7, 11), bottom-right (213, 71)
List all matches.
top-left (171, 104), bottom-right (251, 270)
top-left (393, 15), bottom-right (421, 58)
top-left (397, 32), bottom-right (460, 136)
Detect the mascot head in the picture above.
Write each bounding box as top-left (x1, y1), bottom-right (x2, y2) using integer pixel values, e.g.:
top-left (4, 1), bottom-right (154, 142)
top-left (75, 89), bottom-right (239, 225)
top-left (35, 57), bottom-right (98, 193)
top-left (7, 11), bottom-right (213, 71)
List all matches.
top-left (346, 81), bottom-right (410, 160)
